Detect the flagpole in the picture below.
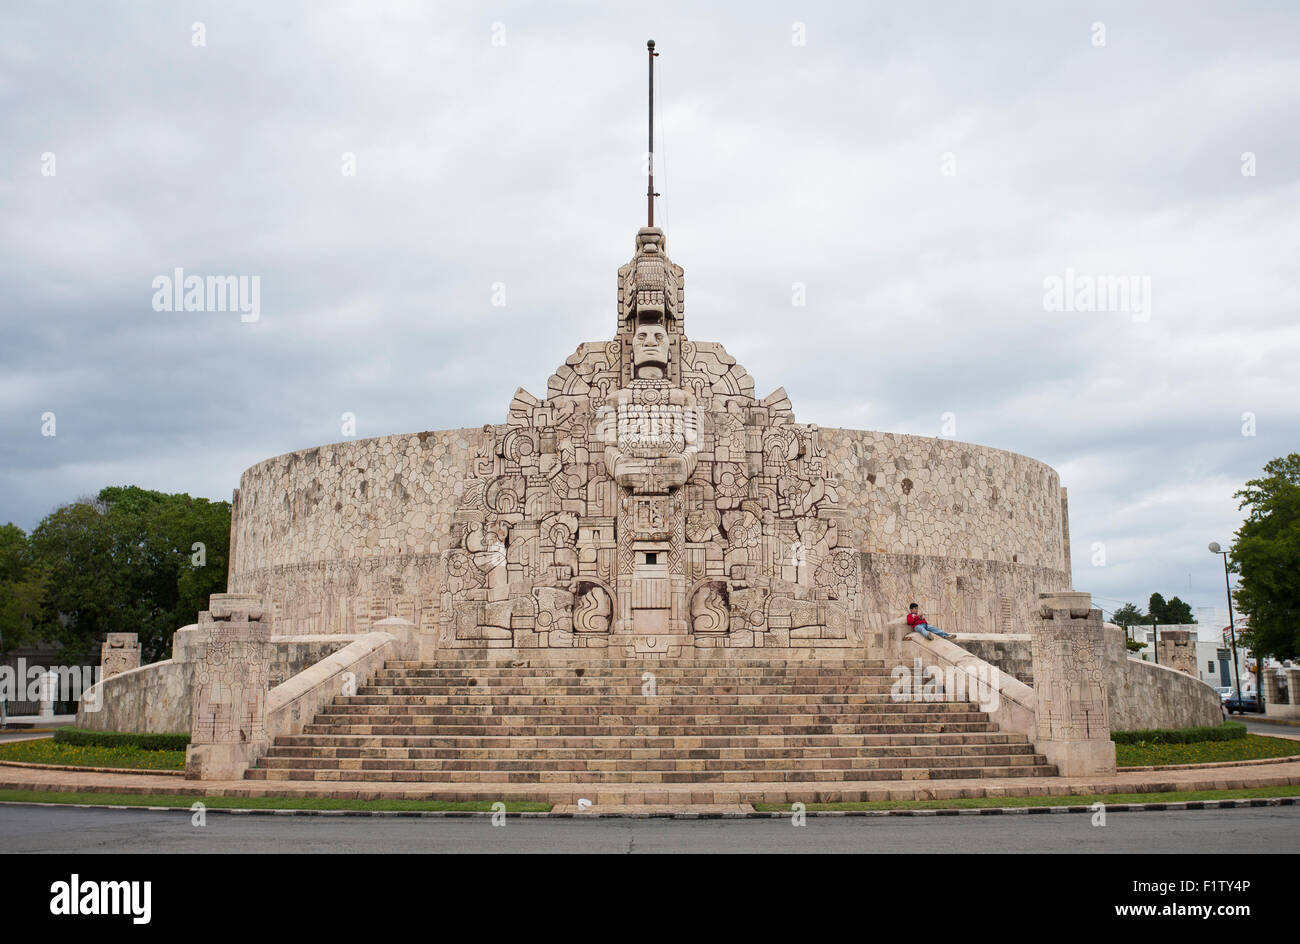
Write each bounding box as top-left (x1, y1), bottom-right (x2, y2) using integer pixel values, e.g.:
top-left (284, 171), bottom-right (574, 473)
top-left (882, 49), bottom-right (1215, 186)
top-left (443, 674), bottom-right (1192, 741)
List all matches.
top-left (647, 39), bottom-right (658, 227)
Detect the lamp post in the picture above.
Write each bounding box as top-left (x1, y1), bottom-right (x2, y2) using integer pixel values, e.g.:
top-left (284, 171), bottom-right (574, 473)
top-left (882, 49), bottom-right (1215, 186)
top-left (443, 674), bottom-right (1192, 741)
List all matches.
top-left (1208, 542), bottom-right (1244, 707)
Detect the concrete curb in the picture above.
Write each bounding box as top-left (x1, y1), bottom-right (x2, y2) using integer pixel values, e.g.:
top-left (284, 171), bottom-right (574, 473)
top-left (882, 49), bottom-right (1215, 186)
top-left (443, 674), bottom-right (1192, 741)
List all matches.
top-left (4, 756), bottom-right (1299, 805)
top-left (0, 796), bottom-right (1294, 818)
top-left (1123, 754), bottom-right (1300, 773)
top-left (0, 760), bottom-right (185, 776)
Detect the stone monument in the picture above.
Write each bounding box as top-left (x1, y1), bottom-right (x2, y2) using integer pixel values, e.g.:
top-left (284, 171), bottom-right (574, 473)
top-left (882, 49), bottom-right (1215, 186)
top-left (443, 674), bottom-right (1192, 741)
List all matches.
top-left (224, 41), bottom-right (1072, 656)
top-left (1156, 629), bottom-right (1198, 677)
top-left (185, 594), bottom-right (271, 780)
top-left (1030, 591), bottom-right (1117, 776)
top-left (100, 632), bottom-right (141, 679)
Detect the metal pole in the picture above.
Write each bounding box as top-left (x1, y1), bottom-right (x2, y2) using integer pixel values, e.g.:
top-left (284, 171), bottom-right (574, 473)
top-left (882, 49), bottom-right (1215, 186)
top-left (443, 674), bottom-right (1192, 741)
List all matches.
top-left (1152, 618), bottom-right (1158, 664)
top-left (647, 39), bottom-right (656, 227)
top-left (1222, 551), bottom-right (1243, 706)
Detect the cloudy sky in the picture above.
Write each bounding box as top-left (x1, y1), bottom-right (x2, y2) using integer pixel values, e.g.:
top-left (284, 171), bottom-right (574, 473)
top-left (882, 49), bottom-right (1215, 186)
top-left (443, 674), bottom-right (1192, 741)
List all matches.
top-left (2, 1), bottom-right (1296, 621)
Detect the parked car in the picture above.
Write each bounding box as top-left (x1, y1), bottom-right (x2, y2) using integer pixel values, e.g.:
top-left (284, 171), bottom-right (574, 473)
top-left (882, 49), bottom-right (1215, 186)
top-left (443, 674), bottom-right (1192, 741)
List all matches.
top-left (1216, 686), bottom-right (1234, 701)
top-left (1223, 694), bottom-right (1263, 714)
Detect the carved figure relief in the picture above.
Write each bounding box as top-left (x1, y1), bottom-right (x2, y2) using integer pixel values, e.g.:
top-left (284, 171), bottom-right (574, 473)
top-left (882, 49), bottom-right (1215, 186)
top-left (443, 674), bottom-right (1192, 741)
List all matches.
top-left (437, 226), bottom-right (861, 651)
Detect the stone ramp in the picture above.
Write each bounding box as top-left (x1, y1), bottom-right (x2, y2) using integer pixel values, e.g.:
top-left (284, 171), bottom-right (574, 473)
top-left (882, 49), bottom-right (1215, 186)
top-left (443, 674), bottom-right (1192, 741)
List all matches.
top-left (244, 659), bottom-right (1058, 784)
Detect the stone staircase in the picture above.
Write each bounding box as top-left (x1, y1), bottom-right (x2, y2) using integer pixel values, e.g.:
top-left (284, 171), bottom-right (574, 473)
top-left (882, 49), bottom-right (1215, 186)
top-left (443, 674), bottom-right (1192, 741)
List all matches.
top-left (244, 659), bottom-right (1057, 784)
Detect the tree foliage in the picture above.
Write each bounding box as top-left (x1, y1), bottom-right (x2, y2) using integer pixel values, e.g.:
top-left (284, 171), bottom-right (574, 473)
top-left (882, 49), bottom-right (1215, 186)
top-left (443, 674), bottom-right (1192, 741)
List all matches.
top-left (1111, 603), bottom-right (1145, 626)
top-left (1148, 593), bottom-right (1195, 625)
top-left (0, 523), bottom-right (47, 657)
top-left (1232, 453), bottom-right (1300, 661)
top-left (24, 486), bottom-right (230, 663)
top-left (1110, 596), bottom-right (1195, 628)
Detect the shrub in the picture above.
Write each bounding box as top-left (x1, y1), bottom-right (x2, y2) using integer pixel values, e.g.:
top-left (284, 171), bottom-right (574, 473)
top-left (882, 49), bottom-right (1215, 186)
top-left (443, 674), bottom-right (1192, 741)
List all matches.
top-left (53, 727), bottom-right (189, 752)
top-left (1111, 722), bottom-right (1247, 745)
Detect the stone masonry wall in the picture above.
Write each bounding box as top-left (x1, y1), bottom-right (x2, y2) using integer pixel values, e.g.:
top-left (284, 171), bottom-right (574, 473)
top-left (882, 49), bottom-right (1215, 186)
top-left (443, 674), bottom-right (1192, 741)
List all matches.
top-left (228, 426), bottom-right (1070, 641)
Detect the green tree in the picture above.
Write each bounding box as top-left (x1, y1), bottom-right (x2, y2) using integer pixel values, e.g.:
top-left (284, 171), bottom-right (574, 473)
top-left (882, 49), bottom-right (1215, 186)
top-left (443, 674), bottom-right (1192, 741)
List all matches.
top-left (1161, 596), bottom-right (1195, 624)
top-left (1111, 603), bottom-right (1145, 627)
top-left (1142, 593), bottom-right (1196, 624)
top-left (0, 523), bottom-right (47, 658)
top-left (28, 487), bottom-right (230, 663)
top-left (1231, 453), bottom-right (1300, 660)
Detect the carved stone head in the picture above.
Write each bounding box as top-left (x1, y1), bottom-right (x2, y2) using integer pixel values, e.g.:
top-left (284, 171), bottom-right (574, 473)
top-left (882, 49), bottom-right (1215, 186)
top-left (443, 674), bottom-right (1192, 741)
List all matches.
top-left (632, 323), bottom-right (668, 379)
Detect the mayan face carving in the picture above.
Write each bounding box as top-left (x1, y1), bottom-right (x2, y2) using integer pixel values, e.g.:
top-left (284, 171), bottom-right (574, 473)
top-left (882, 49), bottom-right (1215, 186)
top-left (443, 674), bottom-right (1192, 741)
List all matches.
top-left (632, 323), bottom-right (668, 379)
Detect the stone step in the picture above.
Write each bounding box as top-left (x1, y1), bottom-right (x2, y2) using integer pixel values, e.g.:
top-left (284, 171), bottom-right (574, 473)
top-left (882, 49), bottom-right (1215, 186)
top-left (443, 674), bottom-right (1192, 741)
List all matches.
top-left (299, 721), bottom-right (1001, 737)
top-left (316, 713), bottom-right (986, 726)
top-left (313, 703), bottom-right (990, 716)
top-left (244, 656), bottom-right (1056, 784)
top-left (379, 663), bottom-right (894, 670)
top-left (254, 752), bottom-right (1048, 772)
top-left (262, 742), bottom-right (1040, 761)
top-left (358, 686), bottom-right (904, 696)
top-left (371, 667), bottom-right (894, 678)
top-left (243, 764), bottom-right (1059, 783)
top-left (328, 696), bottom-right (976, 711)
top-left (274, 731), bottom-right (1031, 749)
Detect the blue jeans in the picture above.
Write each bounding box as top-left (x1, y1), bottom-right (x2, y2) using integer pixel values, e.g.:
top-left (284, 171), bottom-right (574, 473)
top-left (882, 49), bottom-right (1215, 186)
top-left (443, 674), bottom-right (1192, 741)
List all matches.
top-left (914, 622), bottom-right (951, 640)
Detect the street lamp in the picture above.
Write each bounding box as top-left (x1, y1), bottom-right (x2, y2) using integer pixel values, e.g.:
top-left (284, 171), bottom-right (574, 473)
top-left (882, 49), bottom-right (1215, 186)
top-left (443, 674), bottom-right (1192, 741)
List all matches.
top-left (1209, 542), bottom-right (1245, 707)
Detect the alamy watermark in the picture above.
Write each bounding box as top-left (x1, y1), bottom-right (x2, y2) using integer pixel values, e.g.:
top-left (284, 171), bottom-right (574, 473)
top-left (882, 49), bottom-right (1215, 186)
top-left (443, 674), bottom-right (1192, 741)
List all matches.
top-left (1043, 267), bottom-right (1150, 322)
top-left (0, 660), bottom-right (102, 711)
top-left (152, 268), bottom-right (260, 322)
top-left (890, 657), bottom-right (1000, 712)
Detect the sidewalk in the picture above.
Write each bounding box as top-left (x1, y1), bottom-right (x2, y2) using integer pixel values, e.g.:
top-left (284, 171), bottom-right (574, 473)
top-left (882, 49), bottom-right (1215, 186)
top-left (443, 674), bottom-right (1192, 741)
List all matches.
top-left (2, 758), bottom-right (1298, 808)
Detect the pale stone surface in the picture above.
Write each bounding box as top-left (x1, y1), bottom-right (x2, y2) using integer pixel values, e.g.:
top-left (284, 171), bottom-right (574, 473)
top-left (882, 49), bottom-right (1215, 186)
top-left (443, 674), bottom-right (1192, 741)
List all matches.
top-left (1156, 629), bottom-right (1198, 676)
top-left (76, 632), bottom-right (356, 733)
top-left (100, 633), bottom-right (141, 679)
top-left (1104, 628), bottom-right (1223, 731)
top-left (1030, 592), bottom-right (1116, 776)
top-left (1268, 667), bottom-right (1300, 719)
top-left (76, 658), bottom-right (191, 733)
top-left (894, 627), bottom-right (1222, 732)
top-left (265, 631), bottom-right (401, 749)
top-left (958, 634), bottom-right (1034, 685)
top-left (37, 670), bottom-right (56, 721)
top-left (886, 619), bottom-right (1037, 742)
top-left (185, 595), bottom-right (272, 780)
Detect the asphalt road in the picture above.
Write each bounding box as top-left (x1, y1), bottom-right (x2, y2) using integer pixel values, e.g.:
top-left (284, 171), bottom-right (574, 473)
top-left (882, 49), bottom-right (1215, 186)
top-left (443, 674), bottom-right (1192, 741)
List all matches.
top-left (1, 803), bottom-right (1297, 853)
top-left (1239, 717), bottom-right (1300, 737)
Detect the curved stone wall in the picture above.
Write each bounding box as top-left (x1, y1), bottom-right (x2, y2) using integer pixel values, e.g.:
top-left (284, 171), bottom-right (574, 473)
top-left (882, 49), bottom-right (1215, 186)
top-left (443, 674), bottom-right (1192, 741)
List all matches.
top-left (228, 426), bottom-right (1069, 641)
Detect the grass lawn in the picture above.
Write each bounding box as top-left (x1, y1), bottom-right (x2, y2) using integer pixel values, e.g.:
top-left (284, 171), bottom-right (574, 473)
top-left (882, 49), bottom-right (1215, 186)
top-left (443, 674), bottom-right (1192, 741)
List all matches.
top-left (0, 788), bottom-right (551, 813)
top-left (0, 737), bottom-right (185, 771)
top-left (752, 783), bottom-right (1300, 812)
top-left (1116, 733), bottom-right (1300, 767)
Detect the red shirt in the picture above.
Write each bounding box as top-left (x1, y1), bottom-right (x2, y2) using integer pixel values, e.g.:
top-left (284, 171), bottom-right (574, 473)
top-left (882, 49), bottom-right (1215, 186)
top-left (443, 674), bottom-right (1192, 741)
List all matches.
top-left (906, 613), bottom-right (926, 627)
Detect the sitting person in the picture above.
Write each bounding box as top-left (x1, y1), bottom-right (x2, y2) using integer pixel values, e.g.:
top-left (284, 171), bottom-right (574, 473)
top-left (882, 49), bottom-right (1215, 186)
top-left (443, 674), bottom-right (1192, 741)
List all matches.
top-left (905, 603), bottom-right (957, 641)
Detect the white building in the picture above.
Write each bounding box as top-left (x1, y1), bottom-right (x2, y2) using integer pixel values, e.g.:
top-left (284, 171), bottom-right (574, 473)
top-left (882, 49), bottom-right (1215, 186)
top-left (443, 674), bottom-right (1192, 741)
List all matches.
top-left (1125, 623), bottom-right (1255, 693)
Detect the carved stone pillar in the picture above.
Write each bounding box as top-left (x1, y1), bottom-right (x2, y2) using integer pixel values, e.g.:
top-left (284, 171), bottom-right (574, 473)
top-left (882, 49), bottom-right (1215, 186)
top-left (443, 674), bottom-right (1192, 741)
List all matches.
top-left (100, 632), bottom-right (141, 679)
top-left (185, 594), bottom-right (271, 780)
top-left (1030, 591), bottom-right (1116, 776)
top-left (37, 670), bottom-right (57, 721)
top-left (1155, 630), bottom-right (1197, 676)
